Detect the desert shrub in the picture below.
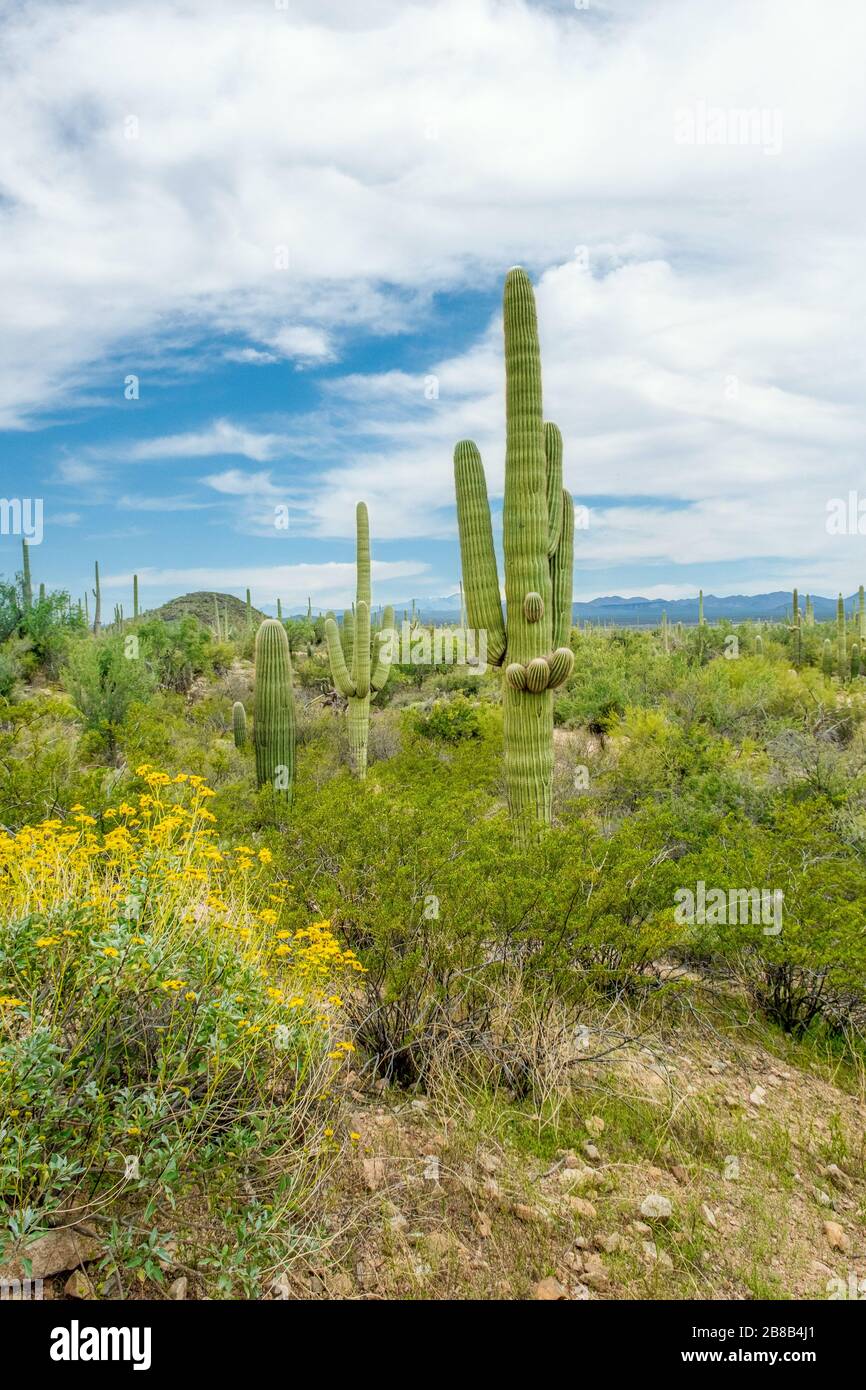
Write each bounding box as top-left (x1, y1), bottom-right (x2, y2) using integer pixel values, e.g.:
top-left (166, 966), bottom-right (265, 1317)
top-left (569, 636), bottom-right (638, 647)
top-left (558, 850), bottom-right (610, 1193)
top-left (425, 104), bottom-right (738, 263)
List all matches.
top-left (136, 616), bottom-right (214, 693)
top-left (64, 636), bottom-right (155, 760)
top-left (414, 695), bottom-right (482, 742)
top-left (0, 767), bottom-right (359, 1295)
top-left (0, 642), bottom-right (22, 700)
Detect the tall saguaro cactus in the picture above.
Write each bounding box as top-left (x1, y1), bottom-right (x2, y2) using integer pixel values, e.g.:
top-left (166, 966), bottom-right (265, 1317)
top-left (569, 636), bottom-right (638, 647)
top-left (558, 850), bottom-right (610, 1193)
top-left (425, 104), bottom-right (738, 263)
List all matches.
top-left (454, 268), bottom-right (575, 840)
top-left (133, 573), bottom-right (139, 620)
top-left (253, 619), bottom-right (295, 806)
top-left (92, 562), bottom-right (102, 636)
top-left (325, 502), bottom-right (394, 779)
top-left (837, 593), bottom-right (848, 678)
top-left (21, 539), bottom-right (33, 612)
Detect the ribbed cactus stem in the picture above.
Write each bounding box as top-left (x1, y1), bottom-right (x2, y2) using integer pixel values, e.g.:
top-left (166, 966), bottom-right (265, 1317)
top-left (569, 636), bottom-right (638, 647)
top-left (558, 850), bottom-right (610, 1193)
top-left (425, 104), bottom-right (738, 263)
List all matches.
top-left (133, 573), bottom-right (139, 620)
top-left (277, 597), bottom-right (282, 620)
top-left (21, 539), bottom-right (32, 612)
top-left (852, 642), bottom-right (861, 680)
top-left (38, 582), bottom-right (45, 604)
top-left (324, 502), bottom-right (393, 778)
top-left (454, 268), bottom-right (574, 842)
top-left (253, 619), bottom-right (295, 805)
top-left (92, 561), bottom-right (101, 636)
top-left (698, 590), bottom-right (704, 626)
top-left (232, 701), bottom-right (247, 749)
top-left (837, 593), bottom-right (847, 678)
top-left (823, 638), bottom-right (833, 677)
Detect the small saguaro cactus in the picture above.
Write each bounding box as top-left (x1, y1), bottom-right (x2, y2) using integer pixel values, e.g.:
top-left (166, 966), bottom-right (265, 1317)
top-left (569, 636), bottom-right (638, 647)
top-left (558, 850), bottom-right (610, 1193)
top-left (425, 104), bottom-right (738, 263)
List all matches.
top-left (837, 593), bottom-right (848, 678)
top-left (253, 619), bottom-right (295, 805)
top-left (232, 700), bottom-right (247, 749)
top-left (789, 589), bottom-right (802, 667)
top-left (851, 642), bottom-right (861, 680)
top-left (92, 561), bottom-right (102, 636)
top-left (21, 539), bottom-right (33, 612)
top-left (454, 268), bottom-right (575, 840)
top-left (805, 593), bottom-right (814, 625)
top-left (698, 590), bottom-right (704, 626)
top-left (133, 573), bottom-right (139, 620)
top-left (276, 597), bottom-right (282, 620)
top-left (755, 633), bottom-right (763, 657)
top-left (823, 638), bottom-right (834, 678)
top-left (859, 585), bottom-right (865, 641)
top-left (324, 502), bottom-right (394, 779)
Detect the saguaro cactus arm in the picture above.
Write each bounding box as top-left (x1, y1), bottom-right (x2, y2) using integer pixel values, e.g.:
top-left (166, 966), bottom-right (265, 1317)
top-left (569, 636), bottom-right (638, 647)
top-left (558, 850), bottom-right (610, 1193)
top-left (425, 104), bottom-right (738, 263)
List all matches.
top-left (325, 616), bottom-right (356, 697)
top-left (370, 604), bottom-right (395, 692)
top-left (453, 441), bottom-right (507, 665)
top-left (551, 486), bottom-right (574, 652)
top-left (544, 423), bottom-right (563, 557)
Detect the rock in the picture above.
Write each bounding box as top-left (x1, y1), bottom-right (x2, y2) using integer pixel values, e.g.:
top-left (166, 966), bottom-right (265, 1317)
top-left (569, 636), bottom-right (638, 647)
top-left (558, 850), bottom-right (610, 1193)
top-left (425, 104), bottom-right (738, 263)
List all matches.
top-left (563, 1197), bottom-right (597, 1220)
top-left (815, 1189), bottom-right (832, 1208)
top-left (749, 1086), bottom-right (767, 1107)
top-left (563, 1152), bottom-right (582, 1169)
top-left (585, 1116), bottom-right (605, 1136)
top-left (559, 1167), bottom-right (597, 1191)
top-left (270, 1273), bottom-right (291, 1299)
top-left (535, 1276), bottom-right (568, 1300)
top-left (581, 1253), bottom-right (608, 1288)
top-left (474, 1212), bottom-right (492, 1239)
top-left (362, 1157), bottom-right (388, 1191)
top-left (596, 1232), bottom-right (624, 1254)
top-left (639, 1194), bottom-right (673, 1222)
top-left (387, 1212), bottom-right (408, 1235)
top-left (823, 1221), bottom-right (851, 1253)
top-left (512, 1203), bottom-right (540, 1224)
top-left (582, 1143), bottom-right (601, 1162)
top-left (701, 1204), bottom-right (717, 1229)
top-left (574, 1236), bottom-right (589, 1249)
top-left (824, 1164), bottom-right (851, 1191)
top-left (670, 1164), bottom-right (689, 1184)
top-left (0, 1230), bottom-right (101, 1282)
top-left (64, 1271), bottom-right (92, 1299)
top-left (631, 1221), bottom-right (653, 1237)
top-left (168, 1276), bottom-right (188, 1300)
top-left (571, 1281), bottom-right (591, 1300)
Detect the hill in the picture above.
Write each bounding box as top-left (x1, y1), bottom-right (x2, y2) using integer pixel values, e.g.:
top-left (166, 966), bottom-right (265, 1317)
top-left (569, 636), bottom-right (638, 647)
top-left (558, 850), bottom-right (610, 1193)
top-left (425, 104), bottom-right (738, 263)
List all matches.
top-left (151, 591), bottom-right (267, 633)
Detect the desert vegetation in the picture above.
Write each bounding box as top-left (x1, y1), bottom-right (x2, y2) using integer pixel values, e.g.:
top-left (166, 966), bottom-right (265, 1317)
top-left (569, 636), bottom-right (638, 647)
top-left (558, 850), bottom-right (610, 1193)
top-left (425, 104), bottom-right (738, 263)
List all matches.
top-left (2, 274), bottom-right (866, 1304)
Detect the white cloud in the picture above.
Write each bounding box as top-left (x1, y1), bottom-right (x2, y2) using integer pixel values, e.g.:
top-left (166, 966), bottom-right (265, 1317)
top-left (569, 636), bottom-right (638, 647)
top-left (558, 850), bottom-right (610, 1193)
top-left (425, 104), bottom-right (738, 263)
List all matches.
top-left (103, 560), bottom-right (428, 609)
top-left (130, 421), bottom-right (287, 462)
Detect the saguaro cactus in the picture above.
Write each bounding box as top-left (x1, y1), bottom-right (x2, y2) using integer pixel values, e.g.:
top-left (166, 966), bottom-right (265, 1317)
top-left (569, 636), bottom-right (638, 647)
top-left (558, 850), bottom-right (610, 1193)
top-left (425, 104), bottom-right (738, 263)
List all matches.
top-left (133, 573), bottom-right (139, 620)
top-left (21, 539), bottom-right (33, 612)
top-left (698, 590), bottom-right (704, 626)
top-left (454, 268), bottom-right (574, 840)
top-left (232, 700), bottom-right (247, 749)
top-left (837, 593), bottom-right (848, 678)
top-left (859, 585), bottom-right (865, 641)
top-left (823, 638), bottom-right (834, 677)
top-left (325, 502), bottom-right (394, 779)
top-left (755, 633), bottom-right (763, 657)
top-left (253, 619), bottom-right (295, 805)
top-left (92, 561), bottom-right (102, 636)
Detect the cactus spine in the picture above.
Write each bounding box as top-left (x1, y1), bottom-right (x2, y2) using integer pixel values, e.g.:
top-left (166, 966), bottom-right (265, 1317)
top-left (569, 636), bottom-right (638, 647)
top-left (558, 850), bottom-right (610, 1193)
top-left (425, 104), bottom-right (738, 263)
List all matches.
top-left (454, 268), bottom-right (574, 841)
top-left (837, 593), bottom-right (847, 678)
top-left (232, 700), bottom-right (247, 749)
top-left (253, 619), bottom-right (295, 805)
top-left (21, 539), bottom-right (33, 612)
top-left (324, 503), bottom-right (394, 779)
top-left (92, 561), bottom-right (101, 636)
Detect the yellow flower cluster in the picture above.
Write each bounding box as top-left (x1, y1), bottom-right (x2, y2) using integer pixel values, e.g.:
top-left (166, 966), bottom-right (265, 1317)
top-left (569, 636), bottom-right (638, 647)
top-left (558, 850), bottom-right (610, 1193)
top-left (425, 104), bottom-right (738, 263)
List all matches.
top-left (0, 768), bottom-right (361, 1067)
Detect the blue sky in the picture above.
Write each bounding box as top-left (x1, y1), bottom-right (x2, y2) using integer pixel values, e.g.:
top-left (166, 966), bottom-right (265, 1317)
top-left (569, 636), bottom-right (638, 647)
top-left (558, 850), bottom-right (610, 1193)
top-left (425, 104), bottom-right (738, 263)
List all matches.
top-left (1, 0), bottom-right (864, 617)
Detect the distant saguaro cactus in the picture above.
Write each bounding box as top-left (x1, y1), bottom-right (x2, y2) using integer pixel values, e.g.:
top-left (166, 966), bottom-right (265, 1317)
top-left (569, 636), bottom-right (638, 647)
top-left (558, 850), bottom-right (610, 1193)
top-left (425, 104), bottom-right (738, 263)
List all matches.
top-left (21, 539), bottom-right (33, 612)
top-left (324, 502), bottom-right (394, 779)
top-left (454, 268), bottom-right (574, 841)
top-left (755, 633), bottom-right (763, 657)
top-left (851, 642), bottom-right (861, 680)
top-left (133, 573), bottom-right (139, 620)
top-left (823, 638), bottom-right (834, 677)
top-left (92, 562), bottom-right (102, 636)
top-left (837, 593), bottom-right (848, 678)
top-left (232, 701), bottom-right (247, 749)
top-left (698, 590), bottom-right (704, 626)
top-left (254, 619), bottom-right (295, 805)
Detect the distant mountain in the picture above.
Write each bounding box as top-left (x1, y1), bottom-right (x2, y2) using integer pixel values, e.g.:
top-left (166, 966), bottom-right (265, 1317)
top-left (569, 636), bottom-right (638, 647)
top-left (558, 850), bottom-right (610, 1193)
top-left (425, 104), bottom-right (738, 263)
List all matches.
top-left (356, 592), bottom-right (860, 628)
